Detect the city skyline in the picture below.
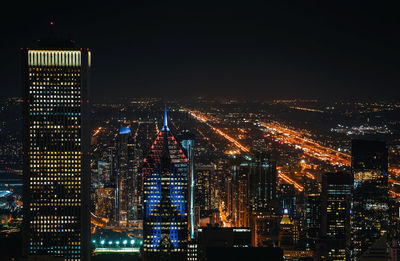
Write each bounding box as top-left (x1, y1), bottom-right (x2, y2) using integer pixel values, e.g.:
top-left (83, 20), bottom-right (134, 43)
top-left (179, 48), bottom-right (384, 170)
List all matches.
top-left (1, 3), bottom-right (400, 261)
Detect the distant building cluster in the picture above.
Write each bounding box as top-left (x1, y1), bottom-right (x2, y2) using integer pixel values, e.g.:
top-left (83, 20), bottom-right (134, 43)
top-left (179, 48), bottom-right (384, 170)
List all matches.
top-left (1, 33), bottom-right (397, 261)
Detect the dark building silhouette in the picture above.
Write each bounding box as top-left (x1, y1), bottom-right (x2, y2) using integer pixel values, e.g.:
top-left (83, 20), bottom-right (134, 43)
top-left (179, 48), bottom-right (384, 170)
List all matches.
top-left (320, 172), bottom-right (352, 260)
top-left (304, 193), bottom-right (320, 248)
top-left (196, 226), bottom-right (252, 261)
top-left (114, 126), bottom-right (138, 225)
top-left (248, 153), bottom-right (277, 212)
top-left (21, 37), bottom-right (91, 261)
top-left (279, 183), bottom-right (297, 219)
top-left (351, 139), bottom-right (389, 258)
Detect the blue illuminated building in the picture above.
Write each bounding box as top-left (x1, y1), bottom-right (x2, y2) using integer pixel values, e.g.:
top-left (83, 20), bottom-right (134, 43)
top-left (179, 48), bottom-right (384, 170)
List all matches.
top-left (142, 108), bottom-right (188, 261)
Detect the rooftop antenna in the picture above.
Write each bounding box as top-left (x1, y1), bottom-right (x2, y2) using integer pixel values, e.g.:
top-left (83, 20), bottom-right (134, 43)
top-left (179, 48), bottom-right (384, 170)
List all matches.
top-left (49, 20), bottom-right (55, 36)
top-left (161, 106), bottom-right (169, 131)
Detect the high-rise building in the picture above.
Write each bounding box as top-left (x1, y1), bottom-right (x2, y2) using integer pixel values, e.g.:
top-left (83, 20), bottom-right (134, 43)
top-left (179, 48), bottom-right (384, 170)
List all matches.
top-left (304, 193), bottom-right (320, 247)
top-left (229, 160), bottom-right (250, 228)
top-left (320, 172), bottom-right (352, 260)
top-left (279, 184), bottom-right (297, 220)
top-left (195, 165), bottom-right (214, 219)
top-left (237, 169), bottom-right (250, 228)
top-left (351, 139), bottom-right (389, 258)
top-left (278, 210), bottom-right (298, 249)
top-left (115, 126), bottom-right (137, 225)
top-left (21, 37), bottom-right (91, 261)
top-left (248, 154), bottom-right (277, 212)
top-left (179, 131), bottom-right (195, 239)
top-left (250, 212), bottom-right (280, 247)
top-left (142, 108), bottom-right (188, 261)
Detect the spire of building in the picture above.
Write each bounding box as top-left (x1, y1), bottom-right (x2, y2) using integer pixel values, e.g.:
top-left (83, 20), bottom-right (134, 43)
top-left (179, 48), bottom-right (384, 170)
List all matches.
top-left (162, 106), bottom-right (170, 131)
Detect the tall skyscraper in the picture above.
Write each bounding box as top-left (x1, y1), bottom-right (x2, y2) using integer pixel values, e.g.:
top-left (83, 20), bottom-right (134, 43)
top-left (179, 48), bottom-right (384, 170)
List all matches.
top-left (195, 165), bottom-right (214, 219)
top-left (179, 131), bottom-right (195, 239)
top-left (229, 159), bottom-right (250, 228)
top-left (248, 153), bottom-right (277, 212)
top-left (304, 193), bottom-right (320, 247)
top-left (320, 172), bottom-right (352, 260)
top-left (351, 139), bottom-right (389, 258)
top-left (278, 210), bottom-right (298, 249)
top-left (22, 37), bottom-right (91, 261)
top-left (142, 108), bottom-right (188, 261)
top-left (115, 126), bottom-right (136, 225)
top-left (279, 183), bottom-right (297, 219)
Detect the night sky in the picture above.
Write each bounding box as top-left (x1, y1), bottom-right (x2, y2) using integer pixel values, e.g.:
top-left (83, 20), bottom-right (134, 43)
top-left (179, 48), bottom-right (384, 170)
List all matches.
top-left (2, 1), bottom-right (400, 101)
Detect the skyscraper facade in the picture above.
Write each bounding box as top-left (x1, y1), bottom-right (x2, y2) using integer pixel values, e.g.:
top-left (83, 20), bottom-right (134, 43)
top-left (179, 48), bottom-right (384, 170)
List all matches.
top-left (248, 154), bottom-right (277, 212)
top-left (22, 40), bottom-right (91, 261)
top-left (195, 165), bottom-right (214, 219)
top-left (115, 126), bottom-right (136, 225)
top-left (304, 193), bottom-right (320, 245)
top-left (351, 139), bottom-right (389, 258)
top-left (321, 172), bottom-right (352, 260)
top-left (279, 183), bottom-right (297, 219)
top-left (179, 131), bottom-right (195, 239)
top-left (142, 109), bottom-right (188, 261)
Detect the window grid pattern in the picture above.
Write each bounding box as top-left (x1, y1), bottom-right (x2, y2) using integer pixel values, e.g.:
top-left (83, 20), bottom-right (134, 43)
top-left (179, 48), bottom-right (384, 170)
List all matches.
top-left (25, 50), bottom-right (85, 261)
top-left (142, 130), bottom-right (188, 256)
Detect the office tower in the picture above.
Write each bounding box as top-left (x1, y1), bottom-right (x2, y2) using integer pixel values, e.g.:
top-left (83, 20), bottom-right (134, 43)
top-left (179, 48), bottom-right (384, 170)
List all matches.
top-left (21, 38), bottom-right (91, 261)
top-left (279, 184), bottom-right (297, 219)
top-left (304, 193), bottom-right (320, 249)
top-left (130, 141), bottom-right (143, 222)
top-left (320, 172), bottom-right (352, 260)
top-left (250, 212), bottom-right (280, 247)
top-left (351, 140), bottom-right (389, 258)
top-left (225, 173), bottom-right (233, 222)
top-left (142, 108), bottom-right (188, 261)
top-left (195, 165), bottom-right (214, 219)
top-left (278, 210), bottom-right (298, 249)
top-left (248, 154), bottom-right (277, 212)
top-left (237, 171), bottom-right (249, 227)
top-left (389, 198), bottom-right (400, 261)
top-left (179, 131), bottom-right (195, 239)
top-left (235, 166), bottom-right (250, 227)
top-left (229, 160), bottom-right (250, 228)
top-left (115, 126), bottom-right (136, 225)
top-left (212, 167), bottom-right (224, 214)
top-left (247, 154), bottom-right (280, 247)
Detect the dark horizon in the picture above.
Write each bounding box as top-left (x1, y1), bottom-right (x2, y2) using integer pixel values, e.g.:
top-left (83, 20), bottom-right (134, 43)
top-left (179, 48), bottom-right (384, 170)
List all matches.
top-left (2, 1), bottom-right (400, 100)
